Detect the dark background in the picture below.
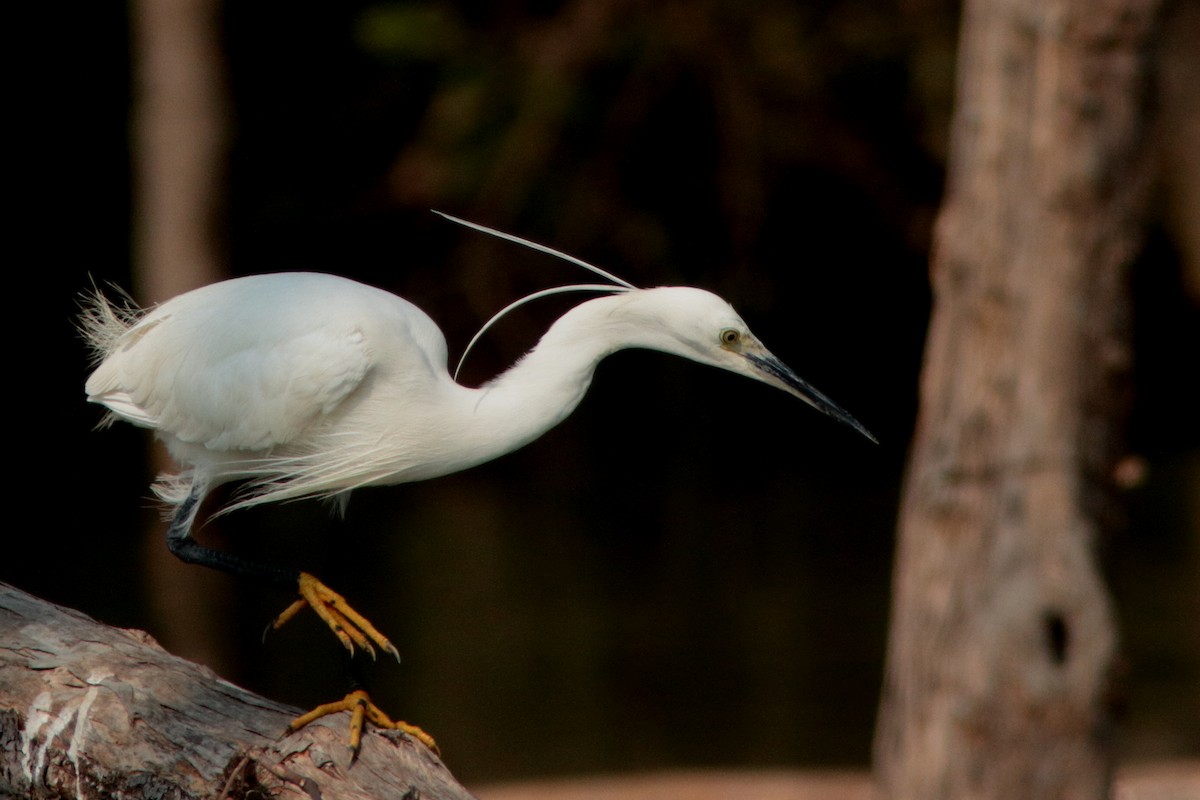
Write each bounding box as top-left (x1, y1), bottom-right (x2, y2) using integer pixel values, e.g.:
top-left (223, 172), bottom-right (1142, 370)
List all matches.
top-left (14, 0), bottom-right (1198, 784)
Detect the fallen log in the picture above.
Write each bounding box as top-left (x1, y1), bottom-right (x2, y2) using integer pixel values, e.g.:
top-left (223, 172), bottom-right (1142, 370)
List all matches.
top-left (0, 582), bottom-right (476, 800)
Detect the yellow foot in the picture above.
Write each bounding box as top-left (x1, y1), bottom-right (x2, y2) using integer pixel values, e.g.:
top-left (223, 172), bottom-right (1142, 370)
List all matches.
top-left (288, 689), bottom-right (439, 756)
top-left (272, 573), bottom-right (400, 661)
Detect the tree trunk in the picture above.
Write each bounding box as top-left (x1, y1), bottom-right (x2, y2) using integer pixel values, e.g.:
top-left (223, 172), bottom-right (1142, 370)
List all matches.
top-left (873, 0), bottom-right (1161, 798)
top-left (0, 583), bottom-right (476, 800)
top-left (130, 0), bottom-right (235, 675)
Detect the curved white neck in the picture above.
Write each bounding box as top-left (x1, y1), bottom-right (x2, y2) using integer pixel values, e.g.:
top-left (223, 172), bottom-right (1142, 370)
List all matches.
top-left (457, 293), bottom-right (635, 455)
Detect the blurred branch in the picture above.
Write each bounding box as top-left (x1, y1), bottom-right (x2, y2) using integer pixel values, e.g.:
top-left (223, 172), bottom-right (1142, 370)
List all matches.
top-left (130, 0), bottom-right (235, 676)
top-left (131, 0), bottom-right (227, 301)
top-left (0, 583), bottom-right (475, 800)
top-left (1159, 0), bottom-right (1200, 302)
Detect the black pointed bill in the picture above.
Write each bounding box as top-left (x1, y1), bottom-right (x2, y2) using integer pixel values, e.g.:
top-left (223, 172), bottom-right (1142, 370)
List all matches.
top-left (745, 353), bottom-right (878, 443)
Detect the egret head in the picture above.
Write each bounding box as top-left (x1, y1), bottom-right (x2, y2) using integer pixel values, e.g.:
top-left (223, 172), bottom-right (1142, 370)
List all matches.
top-left (435, 212), bottom-right (876, 444)
top-left (629, 286), bottom-right (877, 443)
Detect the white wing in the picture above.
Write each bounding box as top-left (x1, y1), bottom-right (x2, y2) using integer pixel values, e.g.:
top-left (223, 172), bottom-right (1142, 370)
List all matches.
top-left (85, 273), bottom-right (444, 453)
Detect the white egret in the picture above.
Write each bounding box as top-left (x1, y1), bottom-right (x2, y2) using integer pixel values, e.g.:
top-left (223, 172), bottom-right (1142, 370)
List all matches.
top-left (82, 213), bottom-right (875, 753)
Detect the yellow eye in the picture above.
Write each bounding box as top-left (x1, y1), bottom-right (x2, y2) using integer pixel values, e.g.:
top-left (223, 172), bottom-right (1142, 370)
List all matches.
top-left (720, 328), bottom-right (741, 347)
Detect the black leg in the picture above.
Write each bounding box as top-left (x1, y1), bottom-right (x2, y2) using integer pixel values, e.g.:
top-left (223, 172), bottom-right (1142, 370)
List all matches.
top-left (165, 482), bottom-right (299, 590)
top-left (165, 481), bottom-right (400, 659)
top-left (162, 484), bottom-right (432, 755)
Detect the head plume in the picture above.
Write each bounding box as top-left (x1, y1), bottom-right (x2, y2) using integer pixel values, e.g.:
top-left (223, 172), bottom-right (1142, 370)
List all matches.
top-left (434, 211), bottom-right (638, 379)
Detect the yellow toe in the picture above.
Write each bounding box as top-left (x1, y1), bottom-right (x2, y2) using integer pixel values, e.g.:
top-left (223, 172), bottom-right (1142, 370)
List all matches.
top-left (272, 573), bottom-right (400, 661)
top-left (287, 689), bottom-right (438, 756)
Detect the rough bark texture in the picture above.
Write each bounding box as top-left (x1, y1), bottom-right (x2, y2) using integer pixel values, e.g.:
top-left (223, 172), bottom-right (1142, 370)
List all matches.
top-left (0, 583), bottom-right (476, 800)
top-left (873, 0), bottom-right (1161, 798)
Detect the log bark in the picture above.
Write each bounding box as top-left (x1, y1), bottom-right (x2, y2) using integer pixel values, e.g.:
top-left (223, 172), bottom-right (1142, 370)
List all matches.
top-left (0, 583), bottom-right (477, 800)
top-left (873, 0), bottom-right (1161, 798)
